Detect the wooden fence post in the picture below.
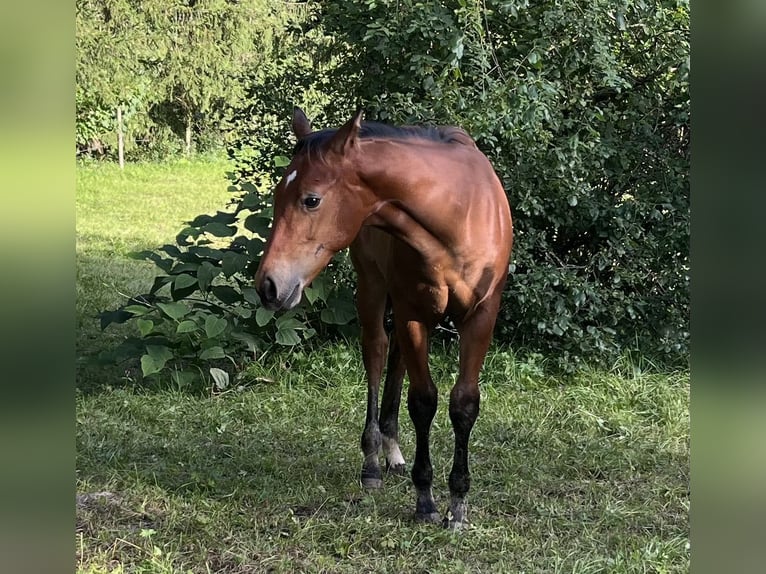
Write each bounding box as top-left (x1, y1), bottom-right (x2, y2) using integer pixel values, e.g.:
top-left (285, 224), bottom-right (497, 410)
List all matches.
top-left (117, 105), bottom-right (125, 169)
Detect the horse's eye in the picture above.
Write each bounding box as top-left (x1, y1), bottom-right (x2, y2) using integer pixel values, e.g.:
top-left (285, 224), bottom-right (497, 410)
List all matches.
top-left (303, 196), bottom-right (321, 210)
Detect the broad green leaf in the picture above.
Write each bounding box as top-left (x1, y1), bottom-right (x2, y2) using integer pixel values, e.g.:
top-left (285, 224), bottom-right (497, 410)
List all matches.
top-left (160, 244), bottom-right (181, 257)
top-left (197, 262), bottom-right (218, 292)
top-left (274, 155), bottom-right (291, 167)
top-left (141, 345), bottom-right (173, 377)
top-left (141, 354), bottom-right (164, 377)
top-left (191, 246), bottom-right (224, 259)
top-left (275, 316), bottom-right (304, 330)
top-left (173, 274), bottom-right (197, 290)
top-left (303, 285), bottom-right (320, 304)
top-left (149, 275), bottom-right (172, 295)
top-left (246, 237), bottom-right (265, 257)
top-left (255, 306), bottom-right (274, 327)
top-left (244, 214), bottom-right (271, 237)
top-left (236, 307), bottom-right (252, 319)
top-left (99, 308), bottom-right (132, 330)
top-left (222, 251), bottom-right (249, 278)
top-left (124, 304), bottom-right (151, 316)
top-left (242, 287), bottom-right (261, 306)
top-left (211, 285), bottom-right (242, 305)
top-left (240, 192), bottom-right (263, 210)
top-left (205, 316), bottom-right (228, 339)
top-left (320, 298), bottom-right (357, 325)
top-left (176, 227), bottom-right (199, 246)
top-left (137, 318), bottom-right (154, 337)
top-left (171, 280), bottom-right (198, 301)
top-left (203, 222), bottom-right (236, 237)
top-left (199, 346), bottom-right (226, 360)
top-left (305, 275), bottom-right (329, 304)
top-left (176, 320), bottom-right (197, 334)
top-left (211, 211), bottom-right (237, 224)
top-left (171, 262), bottom-right (200, 274)
top-left (157, 301), bottom-right (189, 320)
top-left (275, 328), bottom-right (301, 346)
top-left (147, 344), bottom-right (173, 363)
top-left (189, 214), bottom-right (214, 226)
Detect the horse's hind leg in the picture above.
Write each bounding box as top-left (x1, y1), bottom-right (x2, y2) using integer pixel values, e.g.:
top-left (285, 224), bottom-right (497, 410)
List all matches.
top-left (445, 297), bottom-right (500, 529)
top-left (379, 332), bottom-right (406, 475)
top-left (356, 276), bottom-right (389, 489)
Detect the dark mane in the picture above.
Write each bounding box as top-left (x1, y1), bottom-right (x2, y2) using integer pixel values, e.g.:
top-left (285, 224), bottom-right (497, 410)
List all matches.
top-left (294, 121), bottom-right (474, 155)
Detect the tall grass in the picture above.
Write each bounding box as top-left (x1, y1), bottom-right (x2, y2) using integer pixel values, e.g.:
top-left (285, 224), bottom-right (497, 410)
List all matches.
top-left (76, 159), bottom-right (689, 573)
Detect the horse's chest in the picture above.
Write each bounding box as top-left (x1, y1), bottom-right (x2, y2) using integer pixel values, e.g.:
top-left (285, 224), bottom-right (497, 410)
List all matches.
top-left (388, 264), bottom-right (455, 318)
top-left (413, 280), bottom-right (449, 315)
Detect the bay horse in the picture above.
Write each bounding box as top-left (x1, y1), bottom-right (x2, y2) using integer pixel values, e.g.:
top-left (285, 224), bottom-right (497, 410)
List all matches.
top-left (254, 107), bottom-right (513, 529)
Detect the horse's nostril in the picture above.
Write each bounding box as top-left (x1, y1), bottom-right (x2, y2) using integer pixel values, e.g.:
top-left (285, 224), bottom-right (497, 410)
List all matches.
top-left (260, 276), bottom-right (278, 305)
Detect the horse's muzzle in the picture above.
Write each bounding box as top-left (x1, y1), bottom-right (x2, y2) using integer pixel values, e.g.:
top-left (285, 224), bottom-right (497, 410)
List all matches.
top-left (256, 275), bottom-right (303, 311)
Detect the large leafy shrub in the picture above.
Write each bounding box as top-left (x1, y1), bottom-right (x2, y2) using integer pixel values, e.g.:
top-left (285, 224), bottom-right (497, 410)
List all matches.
top-left (315, 0), bottom-right (690, 368)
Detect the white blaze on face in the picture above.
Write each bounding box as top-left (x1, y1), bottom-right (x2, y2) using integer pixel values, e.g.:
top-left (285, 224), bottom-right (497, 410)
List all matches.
top-left (285, 169), bottom-right (298, 187)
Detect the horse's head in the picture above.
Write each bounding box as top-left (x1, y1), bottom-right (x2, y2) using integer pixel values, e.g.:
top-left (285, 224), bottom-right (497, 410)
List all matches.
top-left (254, 107), bottom-right (370, 310)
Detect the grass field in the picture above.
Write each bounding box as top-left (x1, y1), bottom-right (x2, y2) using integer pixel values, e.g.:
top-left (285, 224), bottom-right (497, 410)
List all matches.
top-left (76, 157), bottom-right (232, 388)
top-left (76, 158), bottom-right (690, 573)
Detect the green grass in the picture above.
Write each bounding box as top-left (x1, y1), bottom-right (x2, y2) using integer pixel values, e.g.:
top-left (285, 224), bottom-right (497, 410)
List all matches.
top-left (76, 159), bottom-right (690, 573)
top-left (76, 157), bottom-right (231, 386)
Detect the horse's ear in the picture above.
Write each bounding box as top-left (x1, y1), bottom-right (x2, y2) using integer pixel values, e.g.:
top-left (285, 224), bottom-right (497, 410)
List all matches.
top-left (292, 107), bottom-right (312, 138)
top-left (329, 108), bottom-right (364, 155)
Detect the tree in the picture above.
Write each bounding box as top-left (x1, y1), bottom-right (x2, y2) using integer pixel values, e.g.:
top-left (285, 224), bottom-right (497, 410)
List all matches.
top-left (76, 0), bottom-right (287, 158)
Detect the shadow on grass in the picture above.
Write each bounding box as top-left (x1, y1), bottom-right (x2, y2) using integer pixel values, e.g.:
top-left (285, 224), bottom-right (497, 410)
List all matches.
top-left (76, 248), bottom-right (159, 393)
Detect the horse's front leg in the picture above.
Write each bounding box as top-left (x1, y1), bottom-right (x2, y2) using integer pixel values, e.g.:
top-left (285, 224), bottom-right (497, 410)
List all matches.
top-left (446, 300), bottom-right (500, 529)
top-left (396, 316), bottom-right (440, 523)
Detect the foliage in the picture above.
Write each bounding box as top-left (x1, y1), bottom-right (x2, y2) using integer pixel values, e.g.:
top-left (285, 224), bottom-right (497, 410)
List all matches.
top-left (97, 0), bottom-right (689, 380)
top-left (99, 4), bottom-right (359, 385)
top-left (97, 193), bottom-right (357, 386)
top-left (313, 0), bottom-right (690, 368)
top-left (75, 0), bottom-right (287, 159)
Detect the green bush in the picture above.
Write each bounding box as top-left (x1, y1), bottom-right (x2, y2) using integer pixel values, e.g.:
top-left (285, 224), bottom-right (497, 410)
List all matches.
top-left (315, 0), bottom-right (690, 369)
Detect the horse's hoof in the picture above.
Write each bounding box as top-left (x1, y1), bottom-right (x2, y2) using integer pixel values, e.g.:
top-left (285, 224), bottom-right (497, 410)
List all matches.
top-left (415, 511), bottom-right (441, 524)
top-left (361, 477), bottom-right (383, 490)
top-left (385, 462), bottom-right (407, 476)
